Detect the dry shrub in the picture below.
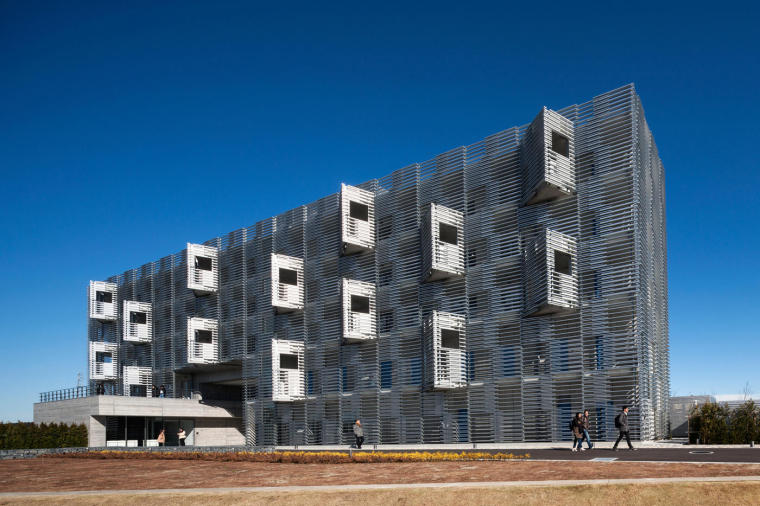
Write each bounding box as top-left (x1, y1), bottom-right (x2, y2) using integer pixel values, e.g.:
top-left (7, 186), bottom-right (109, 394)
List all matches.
top-left (48, 450), bottom-right (529, 464)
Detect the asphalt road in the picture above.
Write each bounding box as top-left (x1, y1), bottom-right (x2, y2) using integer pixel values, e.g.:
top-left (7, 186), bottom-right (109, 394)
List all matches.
top-left (507, 447), bottom-right (760, 463)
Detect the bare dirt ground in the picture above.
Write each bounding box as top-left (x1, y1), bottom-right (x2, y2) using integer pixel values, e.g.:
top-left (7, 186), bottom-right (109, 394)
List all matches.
top-left (1, 458), bottom-right (760, 493)
top-left (4, 483), bottom-right (760, 506)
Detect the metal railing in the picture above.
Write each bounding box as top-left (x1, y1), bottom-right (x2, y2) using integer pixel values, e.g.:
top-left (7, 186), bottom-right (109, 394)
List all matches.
top-left (38, 384), bottom-right (198, 403)
top-left (39, 386), bottom-right (92, 403)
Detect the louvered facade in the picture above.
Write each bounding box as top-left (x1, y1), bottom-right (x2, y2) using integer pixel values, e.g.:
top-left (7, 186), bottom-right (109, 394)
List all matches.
top-left (85, 84), bottom-right (668, 444)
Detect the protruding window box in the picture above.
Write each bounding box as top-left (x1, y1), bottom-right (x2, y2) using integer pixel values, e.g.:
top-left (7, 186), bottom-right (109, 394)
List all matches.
top-left (521, 107), bottom-right (576, 205)
top-left (271, 253), bottom-right (304, 313)
top-left (89, 281), bottom-right (117, 321)
top-left (123, 301), bottom-right (152, 343)
top-left (187, 243), bottom-right (218, 295)
top-left (342, 279), bottom-right (376, 342)
top-left (272, 339), bottom-right (305, 402)
top-left (89, 342), bottom-right (117, 380)
top-left (340, 183), bottom-right (375, 255)
top-left (424, 311), bottom-right (467, 390)
top-left (122, 366), bottom-right (152, 397)
top-left (187, 317), bottom-right (218, 364)
top-left (524, 228), bottom-right (578, 316)
top-left (423, 203), bottom-right (465, 281)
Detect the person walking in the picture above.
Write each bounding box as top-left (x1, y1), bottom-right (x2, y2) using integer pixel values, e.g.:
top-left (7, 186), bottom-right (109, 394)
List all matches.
top-left (612, 406), bottom-right (635, 451)
top-left (151, 385), bottom-right (159, 398)
top-left (571, 412), bottom-right (585, 451)
top-left (353, 419), bottom-right (364, 449)
top-left (580, 409), bottom-right (593, 450)
top-left (159, 385), bottom-right (166, 398)
top-left (157, 428), bottom-right (165, 447)
top-left (177, 427), bottom-right (186, 446)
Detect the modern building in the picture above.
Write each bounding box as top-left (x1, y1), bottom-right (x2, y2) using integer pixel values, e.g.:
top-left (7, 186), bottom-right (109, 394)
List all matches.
top-left (669, 395), bottom-right (714, 438)
top-left (35, 83), bottom-right (669, 446)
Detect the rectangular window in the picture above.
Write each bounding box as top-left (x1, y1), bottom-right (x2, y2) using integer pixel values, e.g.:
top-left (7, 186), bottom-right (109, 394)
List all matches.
top-left (351, 295), bottom-right (370, 313)
top-left (441, 328), bottom-right (460, 349)
top-left (195, 256), bottom-right (213, 271)
top-left (349, 201), bottom-right (369, 221)
top-left (551, 131), bottom-right (570, 157)
top-left (130, 311), bottom-right (147, 324)
top-left (130, 385), bottom-right (147, 397)
top-left (307, 371), bottom-right (314, 395)
top-left (378, 215), bottom-right (393, 240)
top-left (554, 250), bottom-right (572, 275)
top-left (96, 291), bottom-right (112, 303)
top-left (341, 366), bottom-right (349, 392)
top-left (379, 311), bottom-right (394, 332)
top-left (502, 347), bottom-right (517, 376)
top-left (439, 223), bottom-right (458, 245)
top-left (95, 351), bottom-right (112, 363)
top-left (409, 357), bottom-right (422, 385)
top-left (378, 263), bottom-right (393, 286)
top-left (380, 361), bottom-right (392, 389)
top-left (280, 353), bottom-right (299, 370)
top-left (195, 329), bottom-right (213, 344)
top-left (279, 268), bottom-right (298, 286)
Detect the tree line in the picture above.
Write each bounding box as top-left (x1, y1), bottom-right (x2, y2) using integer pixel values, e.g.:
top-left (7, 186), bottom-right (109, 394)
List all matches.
top-left (0, 422), bottom-right (88, 449)
top-left (689, 400), bottom-right (760, 444)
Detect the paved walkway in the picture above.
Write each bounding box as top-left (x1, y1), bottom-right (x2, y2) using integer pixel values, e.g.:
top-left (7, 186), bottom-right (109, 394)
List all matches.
top-left (2, 475), bottom-right (760, 498)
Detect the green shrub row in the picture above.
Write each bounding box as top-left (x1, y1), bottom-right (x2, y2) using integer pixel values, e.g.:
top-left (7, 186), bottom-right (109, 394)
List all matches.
top-left (0, 422), bottom-right (87, 449)
top-left (689, 400), bottom-right (760, 444)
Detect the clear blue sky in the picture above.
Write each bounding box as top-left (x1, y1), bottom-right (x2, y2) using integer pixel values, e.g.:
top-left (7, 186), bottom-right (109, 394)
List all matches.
top-left (1, 1), bottom-right (758, 421)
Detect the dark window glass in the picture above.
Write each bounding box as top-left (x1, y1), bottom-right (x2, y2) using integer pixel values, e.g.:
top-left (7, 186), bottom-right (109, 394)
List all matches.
top-left (551, 131), bottom-right (570, 157)
top-left (351, 295), bottom-right (370, 313)
top-left (349, 201), bottom-right (369, 221)
top-left (378, 215), bottom-right (393, 240)
top-left (379, 311), bottom-right (394, 332)
top-left (195, 256), bottom-right (213, 271)
top-left (439, 223), bottom-right (458, 245)
top-left (378, 263), bottom-right (393, 286)
top-left (130, 311), bottom-right (147, 324)
top-left (467, 249), bottom-right (478, 268)
top-left (95, 352), bottom-right (112, 363)
top-left (96, 291), bottom-right (112, 303)
top-left (279, 268), bottom-right (298, 286)
top-left (554, 250), bottom-right (572, 275)
top-left (380, 361), bottom-right (392, 389)
top-left (195, 329), bottom-right (213, 344)
top-left (441, 329), bottom-right (460, 349)
top-left (280, 353), bottom-right (299, 370)
top-left (130, 385), bottom-right (147, 397)
top-left (409, 357), bottom-right (422, 385)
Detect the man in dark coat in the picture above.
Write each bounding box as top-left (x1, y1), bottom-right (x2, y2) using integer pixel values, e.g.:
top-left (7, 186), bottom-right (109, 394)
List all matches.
top-left (612, 406), bottom-right (635, 450)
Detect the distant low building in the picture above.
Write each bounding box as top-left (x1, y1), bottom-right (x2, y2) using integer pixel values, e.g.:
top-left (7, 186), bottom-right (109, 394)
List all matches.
top-left (669, 395), bottom-right (714, 437)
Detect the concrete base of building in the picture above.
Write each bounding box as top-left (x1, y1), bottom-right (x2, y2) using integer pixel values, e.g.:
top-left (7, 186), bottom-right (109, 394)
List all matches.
top-left (33, 396), bottom-right (244, 447)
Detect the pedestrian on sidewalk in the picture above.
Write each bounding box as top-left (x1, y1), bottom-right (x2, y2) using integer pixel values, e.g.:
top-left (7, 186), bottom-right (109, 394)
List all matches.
top-left (157, 428), bottom-right (165, 446)
top-left (612, 406), bottom-right (635, 451)
top-left (581, 409), bottom-right (593, 450)
top-left (571, 412), bottom-right (585, 451)
top-left (353, 419), bottom-right (364, 449)
top-left (159, 385), bottom-right (166, 398)
top-left (178, 427), bottom-right (186, 446)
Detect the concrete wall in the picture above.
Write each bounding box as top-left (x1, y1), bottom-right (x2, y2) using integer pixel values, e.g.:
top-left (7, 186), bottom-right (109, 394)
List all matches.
top-left (194, 418), bottom-right (245, 446)
top-left (34, 397), bottom-right (242, 447)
